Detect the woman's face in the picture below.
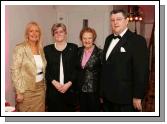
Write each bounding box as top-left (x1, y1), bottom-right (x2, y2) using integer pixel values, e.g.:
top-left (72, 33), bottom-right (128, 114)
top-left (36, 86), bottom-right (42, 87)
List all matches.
top-left (82, 32), bottom-right (94, 49)
top-left (27, 25), bottom-right (40, 43)
top-left (54, 27), bottom-right (66, 43)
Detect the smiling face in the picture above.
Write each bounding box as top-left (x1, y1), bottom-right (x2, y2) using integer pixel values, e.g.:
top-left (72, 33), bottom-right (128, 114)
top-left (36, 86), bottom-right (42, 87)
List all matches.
top-left (27, 25), bottom-right (40, 43)
top-left (82, 32), bottom-right (94, 49)
top-left (110, 12), bottom-right (129, 35)
top-left (53, 27), bottom-right (66, 43)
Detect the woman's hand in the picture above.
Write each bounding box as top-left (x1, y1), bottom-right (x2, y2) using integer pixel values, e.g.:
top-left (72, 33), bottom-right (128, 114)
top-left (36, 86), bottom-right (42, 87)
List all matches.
top-left (16, 93), bottom-right (24, 103)
top-left (52, 80), bottom-right (63, 91)
top-left (52, 80), bottom-right (72, 94)
top-left (59, 81), bottom-right (72, 94)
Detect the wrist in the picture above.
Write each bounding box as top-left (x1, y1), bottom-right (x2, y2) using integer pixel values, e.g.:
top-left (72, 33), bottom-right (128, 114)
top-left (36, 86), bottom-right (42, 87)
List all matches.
top-left (16, 91), bottom-right (24, 95)
top-left (51, 80), bottom-right (55, 84)
top-left (52, 80), bottom-right (58, 84)
top-left (67, 81), bottom-right (72, 86)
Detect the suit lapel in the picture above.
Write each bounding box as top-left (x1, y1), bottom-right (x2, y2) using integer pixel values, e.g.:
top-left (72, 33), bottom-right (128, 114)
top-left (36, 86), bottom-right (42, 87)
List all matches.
top-left (104, 35), bottom-right (113, 54)
top-left (24, 42), bottom-right (36, 69)
top-left (84, 46), bottom-right (96, 69)
top-left (80, 46), bottom-right (96, 69)
top-left (106, 30), bottom-right (132, 61)
top-left (103, 35), bottom-right (113, 62)
top-left (79, 47), bottom-right (84, 68)
top-left (39, 47), bottom-right (47, 73)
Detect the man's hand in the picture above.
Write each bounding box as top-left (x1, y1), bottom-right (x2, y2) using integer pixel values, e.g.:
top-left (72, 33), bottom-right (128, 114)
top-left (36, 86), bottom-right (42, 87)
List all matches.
top-left (133, 98), bottom-right (142, 111)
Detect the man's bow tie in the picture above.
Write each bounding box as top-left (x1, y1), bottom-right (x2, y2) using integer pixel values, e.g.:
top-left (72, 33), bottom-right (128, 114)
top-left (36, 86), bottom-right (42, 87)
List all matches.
top-left (113, 35), bottom-right (121, 39)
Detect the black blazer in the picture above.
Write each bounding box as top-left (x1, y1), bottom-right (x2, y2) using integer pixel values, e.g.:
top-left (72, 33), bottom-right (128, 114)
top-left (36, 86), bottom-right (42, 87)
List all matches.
top-left (77, 45), bottom-right (102, 94)
top-left (101, 29), bottom-right (149, 104)
top-left (44, 43), bottom-right (78, 98)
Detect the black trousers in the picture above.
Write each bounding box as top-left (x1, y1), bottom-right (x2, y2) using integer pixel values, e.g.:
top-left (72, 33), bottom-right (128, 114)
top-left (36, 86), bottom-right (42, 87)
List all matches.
top-left (47, 92), bottom-right (76, 112)
top-left (103, 98), bottom-right (137, 112)
top-left (79, 92), bottom-right (100, 112)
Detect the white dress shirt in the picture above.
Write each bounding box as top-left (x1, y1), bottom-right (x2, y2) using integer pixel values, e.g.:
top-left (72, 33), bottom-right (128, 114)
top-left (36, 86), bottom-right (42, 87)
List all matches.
top-left (106, 28), bottom-right (128, 60)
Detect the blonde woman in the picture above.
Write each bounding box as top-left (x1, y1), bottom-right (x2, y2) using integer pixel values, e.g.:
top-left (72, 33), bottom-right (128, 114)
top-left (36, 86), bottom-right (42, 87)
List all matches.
top-left (11, 21), bottom-right (47, 112)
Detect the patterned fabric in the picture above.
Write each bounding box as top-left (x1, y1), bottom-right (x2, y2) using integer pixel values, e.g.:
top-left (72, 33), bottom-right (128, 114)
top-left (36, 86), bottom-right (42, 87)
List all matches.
top-left (77, 45), bottom-right (102, 93)
top-left (16, 80), bottom-right (45, 112)
top-left (10, 41), bottom-right (47, 94)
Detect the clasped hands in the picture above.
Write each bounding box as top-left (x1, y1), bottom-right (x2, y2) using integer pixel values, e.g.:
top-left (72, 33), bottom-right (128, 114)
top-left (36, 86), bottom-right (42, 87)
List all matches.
top-left (52, 80), bottom-right (72, 94)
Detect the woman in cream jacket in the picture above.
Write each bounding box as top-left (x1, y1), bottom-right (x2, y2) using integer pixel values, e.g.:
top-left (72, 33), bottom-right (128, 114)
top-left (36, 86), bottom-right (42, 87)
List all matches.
top-left (11, 22), bottom-right (46, 112)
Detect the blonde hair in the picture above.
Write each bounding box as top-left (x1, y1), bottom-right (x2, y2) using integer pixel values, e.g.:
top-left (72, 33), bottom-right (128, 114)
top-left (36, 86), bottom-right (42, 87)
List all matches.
top-left (24, 21), bottom-right (42, 48)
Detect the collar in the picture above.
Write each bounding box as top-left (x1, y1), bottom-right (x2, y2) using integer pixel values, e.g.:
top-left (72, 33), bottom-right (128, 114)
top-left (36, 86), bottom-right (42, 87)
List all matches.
top-left (114, 28), bottom-right (128, 37)
top-left (84, 45), bottom-right (95, 53)
top-left (54, 42), bottom-right (67, 51)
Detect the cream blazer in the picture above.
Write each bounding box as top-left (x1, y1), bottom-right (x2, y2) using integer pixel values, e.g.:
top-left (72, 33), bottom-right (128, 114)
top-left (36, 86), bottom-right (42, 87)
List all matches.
top-left (10, 41), bottom-right (47, 94)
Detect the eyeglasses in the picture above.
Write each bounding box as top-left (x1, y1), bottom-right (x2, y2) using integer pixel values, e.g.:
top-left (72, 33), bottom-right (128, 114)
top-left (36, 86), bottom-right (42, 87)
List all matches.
top-left (111, 18), bottom-right (126, 23)
top-left (54, 30), bottom-right (65, 34)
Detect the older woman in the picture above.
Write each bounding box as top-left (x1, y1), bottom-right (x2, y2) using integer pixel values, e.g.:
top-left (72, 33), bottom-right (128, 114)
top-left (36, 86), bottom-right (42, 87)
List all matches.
top-left (11, 21), bottom-right (47, 112)
top-left (77, 27), bottom-right (102, 112)
top-left (44, 23), bottom-right (78, 112)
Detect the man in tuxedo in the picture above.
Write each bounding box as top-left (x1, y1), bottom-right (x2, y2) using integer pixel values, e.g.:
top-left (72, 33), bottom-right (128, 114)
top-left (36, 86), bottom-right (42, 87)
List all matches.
top-left (101, 9), bottom-right (149, 112)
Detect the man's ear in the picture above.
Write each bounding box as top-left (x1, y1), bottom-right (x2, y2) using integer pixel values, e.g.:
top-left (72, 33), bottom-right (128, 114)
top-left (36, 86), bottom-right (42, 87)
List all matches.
top-left (126, 18), bottom-right (129, 25)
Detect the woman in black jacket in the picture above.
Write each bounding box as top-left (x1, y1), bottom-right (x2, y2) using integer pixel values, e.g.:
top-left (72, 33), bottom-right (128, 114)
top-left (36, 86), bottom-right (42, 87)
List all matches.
top-left (77, 27), bottom-right (102, 112)
top-left (44, 23), bottom-right (78, 112)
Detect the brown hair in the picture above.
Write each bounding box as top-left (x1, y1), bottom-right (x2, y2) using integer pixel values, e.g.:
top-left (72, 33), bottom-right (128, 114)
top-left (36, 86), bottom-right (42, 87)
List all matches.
top-left (51, 23), bottom-right (67, 36)
top-left (110, 9), bottom-right (128, 18)
top-left (79, 27), bottom-right (97, 42)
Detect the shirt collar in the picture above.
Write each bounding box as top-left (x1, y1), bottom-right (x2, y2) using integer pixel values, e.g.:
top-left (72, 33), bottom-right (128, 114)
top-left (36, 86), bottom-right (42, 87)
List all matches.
top-left (114, 28), bottom-right (128, 37)
top-left (54, 42), bottom-right (67, 51)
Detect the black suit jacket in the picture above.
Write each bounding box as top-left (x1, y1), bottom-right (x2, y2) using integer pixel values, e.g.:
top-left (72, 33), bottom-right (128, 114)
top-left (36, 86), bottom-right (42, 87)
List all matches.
top-left (77, 45), bottom-right (102, 94)
top-left (101, 29), bottom-right (149, 104)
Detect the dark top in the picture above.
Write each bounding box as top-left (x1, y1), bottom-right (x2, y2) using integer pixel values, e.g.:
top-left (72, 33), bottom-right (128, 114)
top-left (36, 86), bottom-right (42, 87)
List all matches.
top-left (77, 45), bottom-right (102, 94)
top-left (44, 43), bottom-right (78, 94)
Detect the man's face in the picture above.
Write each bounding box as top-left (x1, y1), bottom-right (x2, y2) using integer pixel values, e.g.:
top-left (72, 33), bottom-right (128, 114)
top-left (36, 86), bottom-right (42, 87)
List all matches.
top-left (110, 12), bottom-right (128, 35)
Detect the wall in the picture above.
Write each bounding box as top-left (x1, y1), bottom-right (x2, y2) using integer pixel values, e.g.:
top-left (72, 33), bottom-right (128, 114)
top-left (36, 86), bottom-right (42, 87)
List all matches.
top-left (112, 5), bottom-right (155, 46)
top-left (6, 5), bottom-right (112, 105)
top-left (141, 5), bottom-right (155, 45)
top-left (6, 5), bottom-right (154, 105)
top-left (55, 5), bottom-right (111, 48)
top-left (6, 5), bottom-right (57, 105)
